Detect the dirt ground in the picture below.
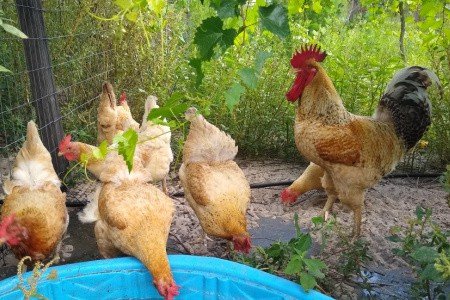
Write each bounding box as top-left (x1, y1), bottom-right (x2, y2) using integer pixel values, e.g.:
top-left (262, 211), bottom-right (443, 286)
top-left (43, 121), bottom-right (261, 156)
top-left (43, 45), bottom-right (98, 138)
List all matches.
top-left (0, 159), bottom-right (448, 299)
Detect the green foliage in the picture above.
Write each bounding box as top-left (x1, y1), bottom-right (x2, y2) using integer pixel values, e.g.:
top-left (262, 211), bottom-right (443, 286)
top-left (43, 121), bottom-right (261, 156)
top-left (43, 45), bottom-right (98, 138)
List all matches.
top-left (114, 128), bottom-right (138, 172)
top-left (258, 4), bottom-right (290, 39)
top-left (388, 205), bottom-right (450, 298)
top-left (235, 214), bottom-right (328, 292)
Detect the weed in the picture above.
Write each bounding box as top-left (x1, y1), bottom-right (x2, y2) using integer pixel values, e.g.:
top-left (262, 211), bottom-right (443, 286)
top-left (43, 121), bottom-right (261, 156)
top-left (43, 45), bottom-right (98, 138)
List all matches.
top-left (17, 256), bottom-right (58, 300)
top-left (234, 213), bottom-right (328, 292)
top-left (388, 206), bottom-right (450, 299)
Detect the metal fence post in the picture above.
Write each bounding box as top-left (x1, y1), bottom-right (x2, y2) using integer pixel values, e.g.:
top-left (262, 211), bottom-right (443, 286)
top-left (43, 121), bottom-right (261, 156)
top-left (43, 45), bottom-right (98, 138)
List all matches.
top-left (15, 0), bottom-right (68, 176)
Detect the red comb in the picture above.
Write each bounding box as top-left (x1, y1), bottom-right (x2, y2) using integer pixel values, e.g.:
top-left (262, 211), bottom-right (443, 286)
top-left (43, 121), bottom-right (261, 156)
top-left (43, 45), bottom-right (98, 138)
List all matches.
top-left (119, 91), bottom-right (127, 104)
top-left (290, 44), bottom-right (327, 68)
top-left (58, 134), bottom-right (72, 152)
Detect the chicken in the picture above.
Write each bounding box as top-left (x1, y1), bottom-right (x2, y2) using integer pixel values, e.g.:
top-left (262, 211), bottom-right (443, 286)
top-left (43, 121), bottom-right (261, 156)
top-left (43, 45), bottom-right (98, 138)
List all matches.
top-left (179, 107), bottom-right (251, 253)
top-left (58, 134), bottom-right (150, 184)
top-left (116, 91), bottom-right (140, 132)
top-left (95, 181), bottom-right (178, 300)
top-left (137, 95), bottom-right (173, 193)
top-left (97, 83), bottom-right (140, 145)
top-left (284, 44), bottom-right (438, 236)
top-left (97, 82), bottom-right (118, 144)
top-left (59, 137), bottom-right (178, 300)
top-left (281, 162), bottom-right (324, 204)
top-left (0, 121), bottom-right (68, 262)
top-left (59, 133), bottom-right (177, 296)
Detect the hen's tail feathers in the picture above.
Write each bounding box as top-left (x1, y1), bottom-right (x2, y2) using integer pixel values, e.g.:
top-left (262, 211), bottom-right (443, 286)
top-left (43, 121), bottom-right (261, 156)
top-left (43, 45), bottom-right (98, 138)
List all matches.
top-left (375, 66), bottom-right (439, 150)
top-left (100, 82), bottom-right (117, 109)
top-left (141, 95), bottom-right (159, 129)
top-left (78, 184), bottom-right (101, 223)
top-left (3, 121), bottom-right (60, 194)
top-left (183, 107), bottom-right (238, 163)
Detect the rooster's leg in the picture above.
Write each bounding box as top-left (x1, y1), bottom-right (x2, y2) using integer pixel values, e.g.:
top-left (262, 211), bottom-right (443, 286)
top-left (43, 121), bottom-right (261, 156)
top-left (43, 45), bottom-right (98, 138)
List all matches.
top-left (351, 206), bottom-right (363, 237)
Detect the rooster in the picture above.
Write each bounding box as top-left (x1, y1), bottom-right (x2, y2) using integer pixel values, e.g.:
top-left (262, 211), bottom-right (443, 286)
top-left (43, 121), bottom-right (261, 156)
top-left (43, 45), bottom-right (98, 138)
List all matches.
top-left (284, 44), bottom-right (438, 236)
top-left (179, 107), bottom-right (252, 253)
top-left (0, 121), bottom-right (68, 262)
top-left (58, 137), bottom-right (178, 299)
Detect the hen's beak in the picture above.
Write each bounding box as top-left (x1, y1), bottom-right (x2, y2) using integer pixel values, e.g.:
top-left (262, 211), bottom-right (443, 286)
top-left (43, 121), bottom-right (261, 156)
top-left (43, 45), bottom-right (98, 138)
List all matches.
top-left (57, 152), bottom-right (63, 157)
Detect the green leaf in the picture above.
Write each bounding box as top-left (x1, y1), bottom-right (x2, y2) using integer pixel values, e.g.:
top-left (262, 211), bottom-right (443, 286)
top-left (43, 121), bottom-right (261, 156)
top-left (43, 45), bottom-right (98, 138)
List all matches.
top-left (114, 0), bottom-right (133, 10)
top-left (238, 68), bottom-right (258, 89)
top-left (299, 272), bottom-right (317, 291)
top-left (420, 263), bottom-right (444, 281)
top-left (125, 10), bottom-right (138, 22)
top-left (254, 51), bottom-right (271, 73)
top-left (224, 82), bottom-right (245, 112)
top-left (285, 256), bottom-right (302, 275)
top-left (311, 0), bottom-right (322, 13)
top-left (189, 58), bottom-right (204, 87)
top-left (116, 129), bottom-right (138, 172)
top-left (193, 17), bottom-right (238, 60)
top-left (0, 65), bottom-right (11, 73)
top-left (411, 246), bottom-right (439, 264)
top-left (258, 4), bottom-right (290, 39)
top-left (1, 23), bottom-right (27, 39)
top-left (415, 206), bottom-right (424, 220)
top-left (210, 0), bottom-right (245, 19)
top-left (304, 258), bottom-right (326, 279)
top-left (311, 216), bottom-right (324, 226)
top-left (288, 0), bottom-right (304, 15)
top-left (294, 212), bottom-right (301, 235)
top-left (266, 243), bottom-right (283, 258)
top-left (292, 234), bottom-right (312, 253)
top-left (92, 140), bottom-right (109, 159)
top-left (387, 235), bottom-right (402, 243)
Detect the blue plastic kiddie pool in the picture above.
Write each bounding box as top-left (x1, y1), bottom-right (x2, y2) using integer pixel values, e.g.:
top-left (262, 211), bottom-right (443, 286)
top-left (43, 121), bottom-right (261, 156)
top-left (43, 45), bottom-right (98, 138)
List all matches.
top-left (0, 255), bottom-right (333, 299)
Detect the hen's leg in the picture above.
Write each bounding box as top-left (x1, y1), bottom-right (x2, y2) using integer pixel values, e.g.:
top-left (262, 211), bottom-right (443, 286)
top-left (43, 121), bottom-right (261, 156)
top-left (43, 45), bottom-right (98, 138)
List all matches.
top-left (321, 172), bottom-right (338, 220)
top-left (94, 221), bottom-right (121, 258)
top-left (162, 177), bottom-right (168, 195)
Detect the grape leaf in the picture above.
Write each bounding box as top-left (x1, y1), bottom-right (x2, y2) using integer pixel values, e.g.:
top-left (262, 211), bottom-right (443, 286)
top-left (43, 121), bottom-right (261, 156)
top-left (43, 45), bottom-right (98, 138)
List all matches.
top-left (194, 17), bottom-right (237, 60)
top-left (255, 51), bottom-right (271, 73)
top-left (116, 129), bottom-right (138, 172)
top-left (259, 4), bottom-right (290, 39)
top-left (92, 140), bottom-right (108, 159)
top-left (238, 68), bottom-right (257, 89)
top-left (210, 0), bottom-right (245, 19)
top-left (224, 82), bottom-right (245, 112)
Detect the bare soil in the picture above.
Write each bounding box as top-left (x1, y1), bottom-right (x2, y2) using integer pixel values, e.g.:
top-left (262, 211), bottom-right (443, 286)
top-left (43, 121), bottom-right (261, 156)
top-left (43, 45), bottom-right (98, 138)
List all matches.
top-left (0, 159), bottom-right (448, 299)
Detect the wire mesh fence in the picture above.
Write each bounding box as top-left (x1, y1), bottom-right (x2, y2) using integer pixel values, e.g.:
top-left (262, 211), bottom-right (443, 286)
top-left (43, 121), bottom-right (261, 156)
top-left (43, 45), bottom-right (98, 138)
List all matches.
top-left (0, 0), bottom-right (114, 200)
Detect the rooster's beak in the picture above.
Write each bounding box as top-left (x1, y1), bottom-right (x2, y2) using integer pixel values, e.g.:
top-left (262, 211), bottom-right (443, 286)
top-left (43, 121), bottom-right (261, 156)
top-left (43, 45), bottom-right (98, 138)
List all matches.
top-left (57, 152), bottom-right (63, 157)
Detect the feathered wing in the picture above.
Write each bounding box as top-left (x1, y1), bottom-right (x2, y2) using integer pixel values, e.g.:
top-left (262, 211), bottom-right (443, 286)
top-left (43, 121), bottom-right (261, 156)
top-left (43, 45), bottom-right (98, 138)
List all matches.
top-left (3, 121), bottom-right (60, 194)
top-left (374, 66), bottom-right (438, 150)
top-left (183, 108), bottom-right (238, 163)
